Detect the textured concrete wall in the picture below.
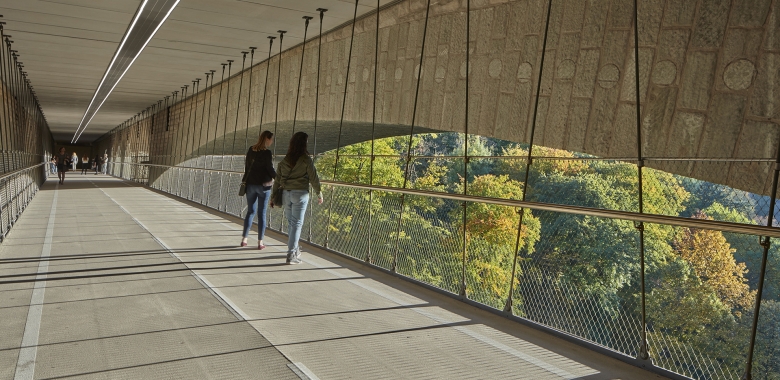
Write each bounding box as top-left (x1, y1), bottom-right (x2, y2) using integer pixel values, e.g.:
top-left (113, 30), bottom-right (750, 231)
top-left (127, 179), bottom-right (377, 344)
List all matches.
top-left (97, 0), bottom-right (780, 196)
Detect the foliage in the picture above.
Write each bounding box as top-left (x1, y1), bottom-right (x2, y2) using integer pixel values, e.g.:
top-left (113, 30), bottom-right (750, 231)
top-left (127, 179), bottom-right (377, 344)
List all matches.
top-left (313, 132), bottom-right (778, 378)
top-left (673, 213), bottom-right (755, 313)
top-left (456, 175), bottom-right (541, 305)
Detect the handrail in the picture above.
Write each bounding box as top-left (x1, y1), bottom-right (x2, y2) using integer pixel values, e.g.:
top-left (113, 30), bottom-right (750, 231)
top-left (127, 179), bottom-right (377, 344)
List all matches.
top-left (0, 163), bottom-right (47, 182)
top-left (146, 153), bottom-right (777, 162)
top-left (119, 161), bottom-right (780, 238)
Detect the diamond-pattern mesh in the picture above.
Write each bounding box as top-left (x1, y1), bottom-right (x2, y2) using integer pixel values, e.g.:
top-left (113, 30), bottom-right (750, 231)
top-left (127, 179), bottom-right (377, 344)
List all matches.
top-left (0, 166), bottom-right (46, 239)
top-left (644, 224), bottom-right (761, 380)
top-left (753, 243), bottom-right (780, 379)
top-left (515, 211), bottom-right (642, 357)
top-left (106, 140), bottom-right (780, 380)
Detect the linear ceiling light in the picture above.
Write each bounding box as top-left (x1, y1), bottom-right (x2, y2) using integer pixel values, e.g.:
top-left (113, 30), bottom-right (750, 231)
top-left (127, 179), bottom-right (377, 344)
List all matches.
top-left (72, 0), bottom-right (181, 143)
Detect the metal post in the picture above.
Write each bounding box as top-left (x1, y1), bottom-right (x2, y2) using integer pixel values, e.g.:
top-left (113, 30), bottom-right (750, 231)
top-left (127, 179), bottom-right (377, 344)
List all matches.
top-left (205, 64), bottom-right (226, 206)
top-left (273, 30), bottom-right (285, 157)
top-left (366, 0), bottom-right (380, 263)
top-left (0, 25), bottom-right (6, 237)
top-left (231, 52), bottom-right (248, 167)
top-left (196, 73), bottom-right (212, 161)
top-left (0, 27), bottom-right (10, 235)
top-left (244, 47), bottom-right (256, 152)
top-left (167, 92), bottom-right (177, 191)
top-left (11, 53), bottom-right (23, 218)
top-left (460, 0), bottom-right (471, 298)
top-left (742, 121), bottom-right (780, 380)
top-left (260, 37), bottom-right (275, 226)
top-left (632, 0), bottom-right (651, 362)
top-left (186, 79), bottom-right (200, 197)
top-left (308, 8), bottom-right (327, 242)
top-left (174, 85), bottom-right (189, 192)
top-left (292, 16), bottom-right (313, 135)
top-left (325, 0), bottom-right (360, 248)
top-left (275, 30), bottom-right (287, 230)
top-left (503, 0), bottom-right (554, 313)
top-left (390, 0), bottom-right (432, 272)
top-left (218, 60), bottom-right (233, 211)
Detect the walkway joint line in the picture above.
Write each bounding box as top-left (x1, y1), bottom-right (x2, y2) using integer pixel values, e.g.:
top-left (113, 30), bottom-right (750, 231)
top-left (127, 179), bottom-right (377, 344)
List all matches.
top-left (87, 180), bottom-right (243, 321)
top-left (305, 259), bottom-right (579, 380)
top-left (14, 183), bottom-right (58, 380)
top-left (287, 362), bottom-right (319, 380)
top-left (88, 179), bottom-right (314, 380)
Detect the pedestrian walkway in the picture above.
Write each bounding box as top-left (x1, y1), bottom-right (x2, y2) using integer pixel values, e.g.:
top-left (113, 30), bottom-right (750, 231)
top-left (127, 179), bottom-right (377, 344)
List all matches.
top-left (0, 176), bottom-right (664, 379)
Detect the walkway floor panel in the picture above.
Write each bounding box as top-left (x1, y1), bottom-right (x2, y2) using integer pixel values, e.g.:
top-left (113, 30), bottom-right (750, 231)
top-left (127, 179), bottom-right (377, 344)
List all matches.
top-left (0, 176), bottom-right (665, 379)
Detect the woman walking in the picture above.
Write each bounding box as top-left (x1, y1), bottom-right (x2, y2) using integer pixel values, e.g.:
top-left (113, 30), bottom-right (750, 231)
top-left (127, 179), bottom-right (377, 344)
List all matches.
top-left (55, 147), bottom-right (70, 185)
top-left (240, 131), bottom-right (276, 249)
top-left (93, 155), bottom-right (102, 174)
top-left (70, 152), bottom-right (78, 171)
top-left (81, 155), bottom-right (89, 174)
top-left (271, 132), bottom-right (323, 264)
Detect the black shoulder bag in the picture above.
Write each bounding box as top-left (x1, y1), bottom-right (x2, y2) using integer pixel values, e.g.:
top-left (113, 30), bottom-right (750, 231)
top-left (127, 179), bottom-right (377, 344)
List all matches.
top-left (238, 153), bottom-right (255, 196)
top-left (270, 164), bottom-right (285, 206)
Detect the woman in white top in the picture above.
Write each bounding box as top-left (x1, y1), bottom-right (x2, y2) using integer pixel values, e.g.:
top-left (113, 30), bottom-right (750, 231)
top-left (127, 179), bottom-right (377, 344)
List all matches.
top-left (70, 152), bottom-right (78, 171)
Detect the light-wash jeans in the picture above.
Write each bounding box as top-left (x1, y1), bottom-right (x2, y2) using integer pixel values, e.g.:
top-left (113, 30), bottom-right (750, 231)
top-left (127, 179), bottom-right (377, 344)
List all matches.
top-left (243, 184), bottom-right (271, 240)
top-left (283, 189), bottom-right (310, 259)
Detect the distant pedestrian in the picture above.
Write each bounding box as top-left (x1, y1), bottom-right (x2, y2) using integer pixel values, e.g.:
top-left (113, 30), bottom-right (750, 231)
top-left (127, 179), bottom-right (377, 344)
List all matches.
top-left (101, 154), bottom-right (108, 174)
top-left (50, 157), bottom-right (57, 174)
top-left (55, 147), bottom-right (70, 185)
top-left (94, 155), bottom-right (101, 175)
top-left (271, 132), bottom-right (323, 264)
top-left (81, 156), bottom-right (89, 174)
top-left (70, 152), bottom-right (78, 171)
top-left (240, 131), bottom-right (276, 249)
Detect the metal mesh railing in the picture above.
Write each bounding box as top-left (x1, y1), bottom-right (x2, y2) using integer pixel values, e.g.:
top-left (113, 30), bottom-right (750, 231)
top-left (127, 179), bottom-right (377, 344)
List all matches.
top-left (0, 164), bottom-right (49, 242)
top-left (0, 24), bottom-right (55, 242)
top-left (86, 0), bottom-right (780, 378)
top-left (108, 154), bottom-right (780, 380)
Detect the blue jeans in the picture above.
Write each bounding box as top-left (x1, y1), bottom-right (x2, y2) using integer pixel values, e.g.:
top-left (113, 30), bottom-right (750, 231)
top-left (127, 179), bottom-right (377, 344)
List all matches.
top-left (242, 184), bottom-right (271, 240)
top-left (283, 190), bottom-right (310, 257)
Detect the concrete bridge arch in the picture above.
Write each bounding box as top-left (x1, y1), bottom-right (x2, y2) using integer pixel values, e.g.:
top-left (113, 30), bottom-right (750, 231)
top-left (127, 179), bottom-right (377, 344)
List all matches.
top-left (96, 0), bottom-right (780, 196)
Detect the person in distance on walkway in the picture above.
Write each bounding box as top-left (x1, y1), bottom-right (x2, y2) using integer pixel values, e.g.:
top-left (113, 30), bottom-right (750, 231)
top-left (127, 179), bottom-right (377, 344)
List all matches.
top-left (240, 130), bottom-right (276, 249)
top-left (55, 147), bottom-right (69, 185)
top-left (271, 132), bottom-right (323, 265)
top-left (71, 152), bottom-right (78, 171)
top-left (101, 153), bottom-right (108, 174)
top-left (93, 155), bottom-right (102, 175)
top-left (81, 155), bottom-right (89, 174)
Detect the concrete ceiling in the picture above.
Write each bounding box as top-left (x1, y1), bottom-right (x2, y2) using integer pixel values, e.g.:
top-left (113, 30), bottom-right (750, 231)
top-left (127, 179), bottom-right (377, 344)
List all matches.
top-left (0, 0), bottom-right (394, 144)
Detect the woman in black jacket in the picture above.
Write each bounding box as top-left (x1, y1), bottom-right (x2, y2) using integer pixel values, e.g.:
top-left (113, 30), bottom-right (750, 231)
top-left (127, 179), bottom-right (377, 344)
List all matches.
top-left (240, 130), bottom-right (276, 249)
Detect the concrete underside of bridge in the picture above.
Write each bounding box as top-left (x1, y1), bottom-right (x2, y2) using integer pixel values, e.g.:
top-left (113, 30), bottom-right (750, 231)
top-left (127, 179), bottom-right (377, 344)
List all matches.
top-left (90, 0), bottom-right (780, 196)
top-left (0, 176), bottom-right (664, 379)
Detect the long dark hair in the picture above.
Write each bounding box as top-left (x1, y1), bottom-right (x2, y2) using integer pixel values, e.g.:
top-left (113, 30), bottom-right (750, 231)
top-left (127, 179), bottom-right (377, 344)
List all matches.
top-left (251, 130), bottom-right (273, 151)
top-left (284, 132), bottom-right (309, 165)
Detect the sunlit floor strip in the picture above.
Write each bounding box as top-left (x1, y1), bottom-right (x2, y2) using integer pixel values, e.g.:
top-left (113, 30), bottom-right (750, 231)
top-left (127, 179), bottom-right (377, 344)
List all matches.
top-left (88, 178), bottom-right (312, 379)
top-left (305, 259), bottom-right (580, 380)
top-left (287, 362), bottom-right (319, 380)
top-left (107, 177), bottom-right (581, 379)
top-left (14, 184), bottom-right (58, 380)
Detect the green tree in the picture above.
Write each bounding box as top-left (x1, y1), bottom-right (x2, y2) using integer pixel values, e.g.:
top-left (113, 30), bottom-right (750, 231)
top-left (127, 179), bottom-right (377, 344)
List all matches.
top-left (703, 202), bottom-right (779, 299)
top-left (454, 175), bottom-right (540, 307)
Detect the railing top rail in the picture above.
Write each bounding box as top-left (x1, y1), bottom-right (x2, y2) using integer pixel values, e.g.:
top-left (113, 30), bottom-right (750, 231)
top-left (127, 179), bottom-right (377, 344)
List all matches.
top-left (149, 153), bottom-right (776, 162)
top-left (126, 162), bottom-right (780, 238)
top-left (0, 163), bottom-right (47, 182)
